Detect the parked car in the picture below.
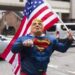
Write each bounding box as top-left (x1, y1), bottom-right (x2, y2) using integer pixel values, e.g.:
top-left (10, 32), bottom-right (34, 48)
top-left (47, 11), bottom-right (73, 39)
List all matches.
top-left (46, 23), bottom-right (75, 47)
top-left (0, 35), bottom-right (12, 54)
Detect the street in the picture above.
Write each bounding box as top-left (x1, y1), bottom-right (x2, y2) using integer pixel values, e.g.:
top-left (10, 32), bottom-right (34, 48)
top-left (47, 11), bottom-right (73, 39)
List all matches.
top-left (0, 47), bottom-right (75, 75)
top-left (47, 47), bottom-right (75, 75)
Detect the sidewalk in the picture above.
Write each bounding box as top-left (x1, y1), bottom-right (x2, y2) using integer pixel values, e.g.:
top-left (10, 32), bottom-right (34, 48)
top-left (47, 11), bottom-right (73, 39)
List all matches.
top-left (0, 61), bottom-right (13, 75)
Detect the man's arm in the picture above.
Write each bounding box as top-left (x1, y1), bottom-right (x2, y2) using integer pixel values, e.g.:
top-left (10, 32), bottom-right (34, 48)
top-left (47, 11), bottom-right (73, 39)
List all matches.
top-left (11, 37), bottom-right (33, 53)
top-left (11, 37), bottom-right (24, 53)
top-left (54, 30), bottom-right (74, 52)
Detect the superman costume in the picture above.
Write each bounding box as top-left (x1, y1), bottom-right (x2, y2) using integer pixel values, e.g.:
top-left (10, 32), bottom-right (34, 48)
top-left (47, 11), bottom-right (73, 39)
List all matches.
top-left (11, 34), bottom-right (73, 75)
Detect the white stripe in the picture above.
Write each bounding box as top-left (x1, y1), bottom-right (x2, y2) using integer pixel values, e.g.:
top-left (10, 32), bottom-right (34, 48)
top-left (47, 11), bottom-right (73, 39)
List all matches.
top-left (5, 51), bottom-right (13, 62)
top-left (12, 54), bottom-right (18, 67)
top-left (12, 54), bottom-right (20, 75)
top-left (43, 13), bottom-right (57, 26)
top-left (12, 54), bottom-right (18, 71)
top-left (23, 17), bottom-right (32, 35)
top-left (25, 26), bottom-right (31, 35)
top-left (16, 68), bottom-right (20, 75)
top-left (37, 9), bottom-right (52, 19)
top-left (19, 18), bottom-right (28, 37)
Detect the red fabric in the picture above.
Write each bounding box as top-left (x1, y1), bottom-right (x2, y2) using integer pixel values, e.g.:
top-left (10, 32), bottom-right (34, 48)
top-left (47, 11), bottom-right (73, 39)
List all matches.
top-left (20, 72), bottom-right (46, 75)
top-left (20, 72), bottom-right (28, 75)
top-left (33, 38), bottom-right (50, 48)
top-left (42, 72), bottom-right (47, 75)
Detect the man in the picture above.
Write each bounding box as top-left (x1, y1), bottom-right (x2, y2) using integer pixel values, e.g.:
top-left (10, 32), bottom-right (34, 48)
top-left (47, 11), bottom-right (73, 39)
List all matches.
top-left (11, 19), bottom-right (73, 75)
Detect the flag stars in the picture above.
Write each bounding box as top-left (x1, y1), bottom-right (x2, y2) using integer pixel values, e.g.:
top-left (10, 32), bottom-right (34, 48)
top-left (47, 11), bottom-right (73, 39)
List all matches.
top-left (39, 1), bottom-right (42, 4)
top-left (34, 1), bottom-right (37, 4)
top-left (28, 2), bottom-right (30, 5)
top-left (24, 10), bottom-right (26, 13)
top-left (26, 12), bottom-right (28, 15)
top-left (33, 5), bottom-right (36, 8)
top-left (31, 2), bottom-right (33, 4)
top-left (30, 10), bottom-right (32, 13)
top-left (24, 0), bottom-right (43, 17)
top-left (27, 6), bottom-right (32, 10)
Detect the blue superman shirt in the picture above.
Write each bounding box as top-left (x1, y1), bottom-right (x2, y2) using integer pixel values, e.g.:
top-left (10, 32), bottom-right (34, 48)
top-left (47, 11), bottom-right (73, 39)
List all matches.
top-left (11, 34), bottom-right (72, 75)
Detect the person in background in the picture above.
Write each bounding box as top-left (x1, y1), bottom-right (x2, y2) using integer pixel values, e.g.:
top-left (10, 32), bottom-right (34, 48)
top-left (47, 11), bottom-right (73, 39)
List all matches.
top-left (11, 19), bottom-right (73, 75)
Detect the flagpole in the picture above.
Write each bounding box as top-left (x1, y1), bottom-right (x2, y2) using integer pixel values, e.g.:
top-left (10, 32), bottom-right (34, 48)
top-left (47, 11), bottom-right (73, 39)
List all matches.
top-left (44, 0), bottom-right (75, 40)
top-left (55, 13), bottom-right (75, 40)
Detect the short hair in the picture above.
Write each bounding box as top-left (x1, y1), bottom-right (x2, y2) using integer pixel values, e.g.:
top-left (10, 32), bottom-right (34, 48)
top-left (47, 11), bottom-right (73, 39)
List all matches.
top-left (32, 19), bottom-right (43, 24)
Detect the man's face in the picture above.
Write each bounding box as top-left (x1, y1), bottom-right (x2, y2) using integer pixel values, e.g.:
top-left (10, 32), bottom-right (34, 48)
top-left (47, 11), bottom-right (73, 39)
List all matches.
top-left (31, 19), bottom-right (44, 35)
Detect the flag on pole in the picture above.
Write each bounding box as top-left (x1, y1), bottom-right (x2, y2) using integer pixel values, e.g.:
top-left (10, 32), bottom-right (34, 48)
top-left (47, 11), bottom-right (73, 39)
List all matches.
top-left (0, 0), bottom-right (59, 75)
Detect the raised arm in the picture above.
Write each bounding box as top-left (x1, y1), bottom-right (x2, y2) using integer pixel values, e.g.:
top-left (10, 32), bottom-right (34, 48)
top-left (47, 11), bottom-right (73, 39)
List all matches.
top-left (54, 30), bottom-right (73, 52)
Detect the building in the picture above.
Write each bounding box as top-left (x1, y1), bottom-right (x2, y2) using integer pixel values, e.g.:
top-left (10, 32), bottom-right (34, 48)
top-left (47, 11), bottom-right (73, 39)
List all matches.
top-left (0, 11), bottom-right (23, 35)
top-left (47, 0), bottom-right (75, 22)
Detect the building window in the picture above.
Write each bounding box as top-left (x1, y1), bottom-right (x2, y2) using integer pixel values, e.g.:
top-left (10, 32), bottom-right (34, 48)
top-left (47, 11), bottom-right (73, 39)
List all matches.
top-left (61, 25), bottom-right (75, 31)
top-left (19, 0), bottom-right (23, 2)
top-left (47, 25), bottom-right (56, 32)
top-left (2, 26), bottom-right (15, 35)
top-left (51, 0), bottom-right (70, 2)
top-left (61, 0), bottom-right (70, 1)
top-left (62, 13), bottom-right (70, 22)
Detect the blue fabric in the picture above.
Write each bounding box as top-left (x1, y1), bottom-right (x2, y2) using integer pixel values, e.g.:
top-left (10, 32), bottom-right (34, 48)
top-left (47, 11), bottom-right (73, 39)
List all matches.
top-left (23, 0), bottom-right (43, 18)
top-left (11, 34), bottom-right (72, 75)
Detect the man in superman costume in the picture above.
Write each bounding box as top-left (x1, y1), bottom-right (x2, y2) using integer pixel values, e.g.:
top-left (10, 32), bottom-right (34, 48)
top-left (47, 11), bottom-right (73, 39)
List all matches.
top-left (11, 19), bottom-right (73, 75)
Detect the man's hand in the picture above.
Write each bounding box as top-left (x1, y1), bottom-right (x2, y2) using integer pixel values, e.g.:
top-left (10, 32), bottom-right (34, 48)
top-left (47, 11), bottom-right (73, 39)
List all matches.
top-left (67, 29), bottom-right (74, 40)
top-left (23, 39), bottom-right (33, 47)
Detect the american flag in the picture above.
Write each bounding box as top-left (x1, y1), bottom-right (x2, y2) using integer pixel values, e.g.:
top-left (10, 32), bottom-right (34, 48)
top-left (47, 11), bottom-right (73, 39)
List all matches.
top-left (0, 0), bottom-right (59, 75)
